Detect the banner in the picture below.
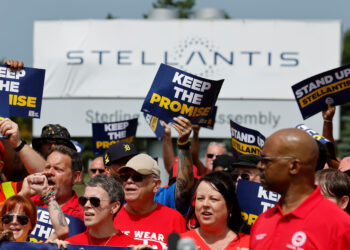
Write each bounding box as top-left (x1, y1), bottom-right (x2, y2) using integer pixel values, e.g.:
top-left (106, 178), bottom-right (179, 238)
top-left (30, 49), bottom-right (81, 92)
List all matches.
top-left (0, 93), bottom-right (9, 139)
top-left (236, 179), bottom-right (280, 227)
top-left (29, 206), bottom-right (86, 242)
top-left (292, 64), bottom-right (350, 119)
top-left (196, 105), bottom-right (217, 130)
top-left (230, 120), bottom-right (265, 158)
top-left (0, 65), bottom-right (45, 118)
top-left (143, 112), bottom-right (165, 141)
top-left (296, 124), bottom-right (336, 158)
top-left (141, 64), bottom-right (223, 125)
top-left (0, 242), bottom-right (128, 249)
top-left (34, 20), bottom-right (341, 100)
top-left (92, 118), bottom-right (138, 155)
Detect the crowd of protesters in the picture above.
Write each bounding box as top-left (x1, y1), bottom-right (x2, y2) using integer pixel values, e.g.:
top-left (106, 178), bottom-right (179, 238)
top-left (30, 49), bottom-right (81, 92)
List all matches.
top-left (0, 59), bottom-right (350, 249)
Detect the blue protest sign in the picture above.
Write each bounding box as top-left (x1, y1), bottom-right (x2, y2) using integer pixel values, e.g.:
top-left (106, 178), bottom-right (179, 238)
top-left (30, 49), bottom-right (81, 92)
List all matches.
top-left (292, 64), bottom-right (350, 119)
top-left (92, 118), bottom-right (138, 155)
top-left (0, 93), bottom-right (9, 139)
top-left (196, 105), bottom-right (217, 130)
top-left (230, 120), bottom-right (265, 158)
top-left (29, 206), bottom-right (86, 242)
top-left (296, 124), bottom-right (336, 159)
top-left (143, 112), bottom-right (165, 141)
top-left (0, 242), bottom-right (129, 249)
top-left (236, 179), bottom-right (280, 227)
top-left (141, 64), bottom-right (223, 125)
top-left (0, 65), bottom-right (45, 118)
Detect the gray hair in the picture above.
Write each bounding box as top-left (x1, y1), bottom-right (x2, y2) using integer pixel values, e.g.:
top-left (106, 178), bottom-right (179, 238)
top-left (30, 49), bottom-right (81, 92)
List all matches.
top-left (86, 175), bottom-right (124, 205)
top-left (208, 141), bottom-right (227, 152)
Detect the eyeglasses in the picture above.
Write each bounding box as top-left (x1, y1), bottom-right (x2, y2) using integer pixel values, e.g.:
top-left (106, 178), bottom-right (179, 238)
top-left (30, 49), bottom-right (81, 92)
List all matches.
top-left (206, 153), bottom-right (217, 159)
top-left (260, 156), bottom-right (296, 165)
top-left (79, 196), bottom-right (105, 207)
top-left (232, 173), bottom-right (250, 181)
top-left (2, 214), bottom-right (29, 225)
top-left (119, 172), bottom-right (146, 182)
top-left (90, 169), bottom-right (105, 174)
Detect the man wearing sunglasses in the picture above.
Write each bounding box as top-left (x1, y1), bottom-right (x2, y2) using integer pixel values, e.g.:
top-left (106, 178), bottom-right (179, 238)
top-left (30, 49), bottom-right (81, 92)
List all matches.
top-left (231, 154), bottom-right (261, 183)
top-left (250, 128), bottom-right (350, 250)
top-left (89, 156), bottom-right (107, 179)
top-left (113, 153), bottom-right (186, 249)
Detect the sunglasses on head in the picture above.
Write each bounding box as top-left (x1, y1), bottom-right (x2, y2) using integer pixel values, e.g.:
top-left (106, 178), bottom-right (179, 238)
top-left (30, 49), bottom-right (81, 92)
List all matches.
top-left (90, 169), bottom-right (105, 174)
top-left (2, 214), bottom-right (29, 225)
top-left (79, 196), bottom-right (105, 207)
top-left (119, 172), bottom-right (146, 182)
top-left (232, 173), bottom-right (250, 181)
top-left (206, 153), bottom-right (217, 159)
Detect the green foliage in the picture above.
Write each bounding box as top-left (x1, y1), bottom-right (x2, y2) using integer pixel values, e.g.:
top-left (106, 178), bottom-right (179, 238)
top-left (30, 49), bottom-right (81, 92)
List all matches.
top-left (152, 0), bottom-right (195, 18)
top-left (106, 13), bottom-right (116, 19)
top-left (342, 29), bottom-right (350, 66)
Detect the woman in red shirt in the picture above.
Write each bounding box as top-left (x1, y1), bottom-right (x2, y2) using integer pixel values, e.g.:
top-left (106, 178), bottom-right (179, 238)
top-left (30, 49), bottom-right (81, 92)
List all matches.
top-left (182, 171), bottom-right (250, 250)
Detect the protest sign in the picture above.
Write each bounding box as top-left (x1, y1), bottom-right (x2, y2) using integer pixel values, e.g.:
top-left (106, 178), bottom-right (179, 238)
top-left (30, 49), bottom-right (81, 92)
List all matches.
top-left (141, 64), bottom-right (223, 125)
top-left (296, 123), bottom-right (336, 160)
top-left (236, 179), bottom-right (280, 227)
top-left (0, 241), bottom-right (129, 249)
top-left (292, 64), bottom-right (350, 119)
top-left (0, 64), bottom-right (45, 118)
top-left (196, 105), bottom-right (217, 130)
top-left (143, 112), bottom-right (165, 141)
top-left (92, 118), bottom-right (138, 155)
top-left (230, 120), bottom-right (265, 158)
top-left (0, 93), bottom-right (9, 139)
top-left (29, 206), bottom-right (86, 242)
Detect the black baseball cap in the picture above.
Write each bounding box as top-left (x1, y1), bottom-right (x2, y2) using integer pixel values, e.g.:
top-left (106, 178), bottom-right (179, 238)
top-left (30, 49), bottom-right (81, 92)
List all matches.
top-left (103, 141), bottom-right (137, 166)
top-left (232, 154), bottom-right (260, 168)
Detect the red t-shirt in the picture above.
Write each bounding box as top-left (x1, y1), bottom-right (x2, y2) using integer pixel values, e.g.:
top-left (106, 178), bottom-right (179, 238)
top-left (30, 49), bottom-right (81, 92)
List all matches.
top-left (114, 203), bottom-right (187, 249)
top-left (250, 186), bottom-right (350, 250)
top-left (181, 229), bottom-right (250, 250)
top-left (31, 192), bottom-right (84, 220)
top-left (67, 230), bottom-right (140, 247)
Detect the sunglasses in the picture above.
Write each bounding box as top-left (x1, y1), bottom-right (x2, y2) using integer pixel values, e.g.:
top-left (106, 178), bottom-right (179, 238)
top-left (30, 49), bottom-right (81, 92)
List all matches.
top-left (119, 172), bottom-right (146, 182)
top-left (2, 214), bottom-right (29, 225)
top-left (206, 153), bottom-right (217, 159)
top-left (232, 173), bottom-right (250, 181)
top-left (90, 169), bottom-right (105, 174)
top-left (79, 196), bottom-right (106, 207)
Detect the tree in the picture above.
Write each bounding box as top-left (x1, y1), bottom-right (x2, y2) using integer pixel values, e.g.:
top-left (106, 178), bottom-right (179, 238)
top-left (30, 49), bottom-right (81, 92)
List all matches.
top-left (152, 0), bottom-right (195, 18)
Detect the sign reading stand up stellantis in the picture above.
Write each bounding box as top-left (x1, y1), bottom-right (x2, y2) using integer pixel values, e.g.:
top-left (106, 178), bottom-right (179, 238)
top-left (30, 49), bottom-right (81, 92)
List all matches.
top-left (292, 64), bottom-right (350, 119)
top-left (0, 65), bottom-right (45, 118)
top-left (141, 64), bottom-right (223, 125)
top-left (230, 120), bottom-right (265, 158)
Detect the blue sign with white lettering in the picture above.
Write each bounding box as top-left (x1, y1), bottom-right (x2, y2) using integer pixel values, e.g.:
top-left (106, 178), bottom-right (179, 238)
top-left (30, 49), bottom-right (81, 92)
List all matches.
top-left (141, 64), bottom-right (223, 125)
top-left (236, 179), bottom-right (280, 228)
top-left (29, 206), bottom-right (86, 242)
top-left (0, 65), bottom-right (45, 118)
top-left (230, 120), bottom-right (265, 158)
top-left (92, 118), bottom-right (138, 155)
top-left (292, 64), bottom-right (350, 119)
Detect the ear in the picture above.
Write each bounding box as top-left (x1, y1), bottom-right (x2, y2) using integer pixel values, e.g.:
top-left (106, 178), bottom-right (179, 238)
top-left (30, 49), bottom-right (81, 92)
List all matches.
top-left (105, 167), bottom-right (112, 177)
top-left (111, 201), bottom-right (121, 214)
top-left (153, 178), bottom-right (161, 193)
top-left (72, 171), bottom-right (81, 184)
top-left (289, 159), bottom-right (301, 175)
top-left (338, 195), bottom-right (350, 211)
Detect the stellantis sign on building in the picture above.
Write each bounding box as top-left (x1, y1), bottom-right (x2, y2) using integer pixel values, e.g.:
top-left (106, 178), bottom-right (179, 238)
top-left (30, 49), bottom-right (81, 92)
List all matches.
top-left (33, 20), bottom-right (341, 138)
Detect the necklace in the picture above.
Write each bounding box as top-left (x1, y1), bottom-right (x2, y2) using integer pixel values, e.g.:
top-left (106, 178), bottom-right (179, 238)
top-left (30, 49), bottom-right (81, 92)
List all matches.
top-left (88, 233), bottom-right (115, 246)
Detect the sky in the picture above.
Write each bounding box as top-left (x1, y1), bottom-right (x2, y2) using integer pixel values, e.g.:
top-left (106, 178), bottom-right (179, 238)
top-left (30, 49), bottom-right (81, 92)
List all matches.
top-left (1, 0), bottom-right (350, 66)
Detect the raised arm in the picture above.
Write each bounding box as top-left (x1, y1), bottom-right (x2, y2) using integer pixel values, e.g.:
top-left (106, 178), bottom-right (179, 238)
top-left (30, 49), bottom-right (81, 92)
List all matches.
top-left (20, 173), bottom-right (69, 240)
top-left (322, 103), bottom-right (340, 169)
top-left (0, 118), bottom-right (45, 173)
top-left (190, 125), bottom-right (207, 176)
top-left (172, 117), bottom-right (194, 215)
top-left (161, 121), bottom-right (175, 175)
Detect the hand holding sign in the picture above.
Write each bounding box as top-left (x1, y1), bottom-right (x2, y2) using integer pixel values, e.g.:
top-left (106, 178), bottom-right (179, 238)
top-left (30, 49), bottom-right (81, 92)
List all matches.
top-left (0, 118), bottom-right (22, 148)
top-left (4, 60), bottom-right (24, 71)
top-left (322, 103), bottom-right (335, 122)
top-left (172, 116), bottom-right (192, 143)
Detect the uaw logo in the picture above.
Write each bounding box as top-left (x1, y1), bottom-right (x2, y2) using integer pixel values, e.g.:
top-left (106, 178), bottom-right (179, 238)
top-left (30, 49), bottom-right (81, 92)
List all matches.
top-left (286, 231), bottom-right (307, 250)
top-left (104, 153), bottom-right (110, 164)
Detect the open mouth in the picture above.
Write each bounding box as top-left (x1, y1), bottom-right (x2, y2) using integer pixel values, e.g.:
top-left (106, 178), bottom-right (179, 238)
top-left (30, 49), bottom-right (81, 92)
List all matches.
top-left (47, 180), bottom-right (55, 186)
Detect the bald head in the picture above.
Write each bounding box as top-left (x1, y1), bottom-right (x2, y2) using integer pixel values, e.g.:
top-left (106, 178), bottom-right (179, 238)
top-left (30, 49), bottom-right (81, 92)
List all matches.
top-left (266, 128), bottom-right (319, 169)
top-left (259, 128), bottom-right (319, 194)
